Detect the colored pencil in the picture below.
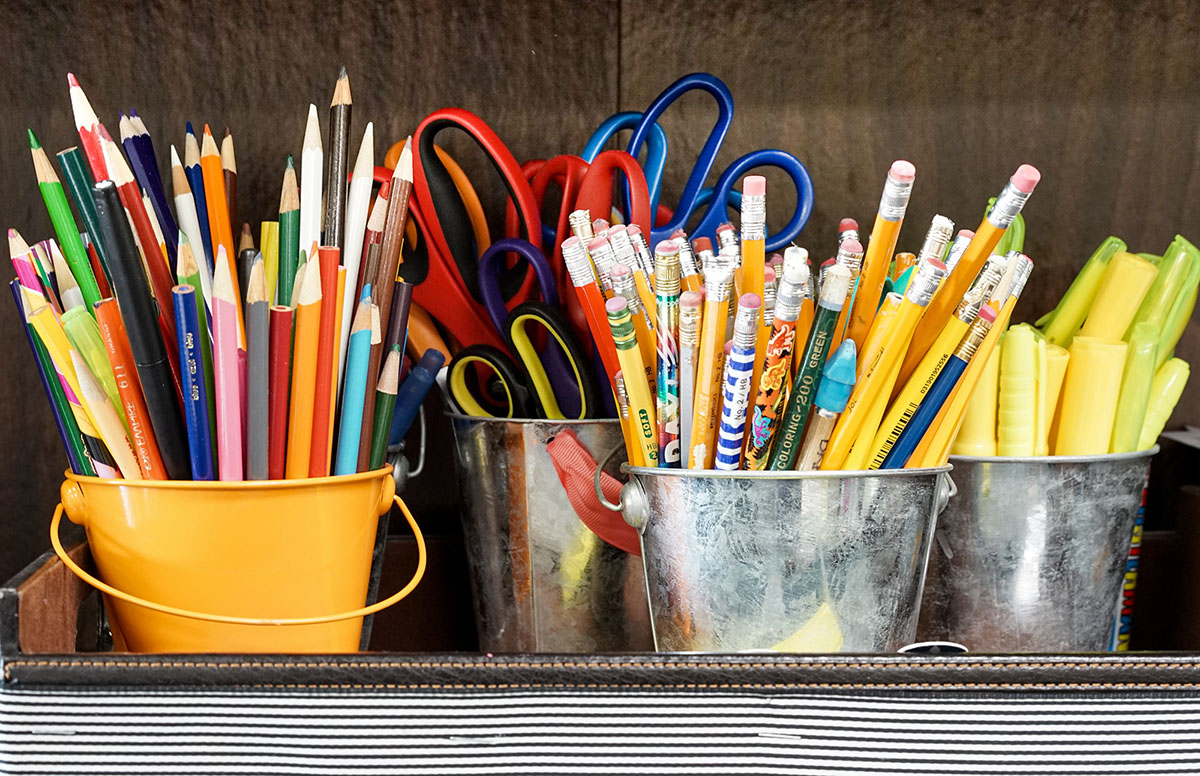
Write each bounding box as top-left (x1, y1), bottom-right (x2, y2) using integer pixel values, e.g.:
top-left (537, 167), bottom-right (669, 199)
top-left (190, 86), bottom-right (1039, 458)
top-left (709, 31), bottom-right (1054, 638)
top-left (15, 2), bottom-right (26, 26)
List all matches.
top-left (10, 280), bottom-right (88, 475)
top-left (67, 73), bottom-right (108, 181)
top-left (334, 297), bottom-right (374, 475)
top-left (56, 146), bottom-right (113, 286)
top-left (183, 123), bottom-right (215, 271)
top-left (309, 246), bottom-right (340, 476)
top-left (95, 298), bottom-right (167, 479)
top-left (339, 121), bottom-right (373, 388)
top-left (211, 246), bottom-right (243, 481)
top-left (92, 179), bottom-right (190, 479)
top-left (171, 146), bottom-right (215, 319)
top-left (221, 128), bottom-right (237, 234)
top-left (267, 304), bottom-right (293, 479)
top-left (356, 180), bottom-right (389, 304)
top-left (287, 257), bottom-right (323, 477)
top-left (324, 68), bottom-right (352, 250)
top-left (121, 112), bottom-right (179, 268)
top-left (260, 221), bottom-right (279, 304)
top-left (176, 237), bottom-right (217, 452)
top-left (245, 259), bottom-right (270, 480)
top-left (30, 130), bottom-right (101, 311)
top-left (61, 304), bottom-right (122, 433)
top-left (201, 125), bottom-right (243, 346)
top-left (299, 104), bottom-right (323, 264)
top-left (52, 244), bottom-right (82, 311)
top-left (606, 297), bottom-right (658, 467)
top-left (172, 284), bottom-right (214, 480)
top-left (368, 347), bottom-right (401, 470)
top-left (277, 156), bottom-right (300, 307)
top-left (71, 350), bottom-right (139, 478)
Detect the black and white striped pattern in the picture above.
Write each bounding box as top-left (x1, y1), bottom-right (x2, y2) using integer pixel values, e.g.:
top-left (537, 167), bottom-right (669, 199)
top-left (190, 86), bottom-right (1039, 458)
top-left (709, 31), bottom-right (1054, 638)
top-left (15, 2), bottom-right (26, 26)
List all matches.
top-left (5, 687), bottom-right (1200, 774)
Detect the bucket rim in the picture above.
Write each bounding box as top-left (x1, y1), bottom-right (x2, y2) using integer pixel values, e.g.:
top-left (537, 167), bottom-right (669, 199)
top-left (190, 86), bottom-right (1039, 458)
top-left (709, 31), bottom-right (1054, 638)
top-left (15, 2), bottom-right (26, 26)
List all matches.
top-left (621, 463), bottom-right (952, 480)
top-left (63, 465), bottom-right (394, 490)
top-left (446, 411), bottom-right (620, 426)
top-left (948, 445), bottom-right (1159, 465)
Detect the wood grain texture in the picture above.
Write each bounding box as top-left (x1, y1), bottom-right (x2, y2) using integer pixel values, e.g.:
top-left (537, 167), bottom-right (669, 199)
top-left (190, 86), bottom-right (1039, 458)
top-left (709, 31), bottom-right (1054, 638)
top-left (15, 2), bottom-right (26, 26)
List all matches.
top-left (0, 0), bottom-right (618, 581)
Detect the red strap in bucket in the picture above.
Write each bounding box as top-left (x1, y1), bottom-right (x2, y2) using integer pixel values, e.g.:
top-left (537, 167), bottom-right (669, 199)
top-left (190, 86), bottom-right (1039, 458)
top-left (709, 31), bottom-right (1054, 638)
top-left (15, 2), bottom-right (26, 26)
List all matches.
top-left (546, 431), bottom-right (640, 556)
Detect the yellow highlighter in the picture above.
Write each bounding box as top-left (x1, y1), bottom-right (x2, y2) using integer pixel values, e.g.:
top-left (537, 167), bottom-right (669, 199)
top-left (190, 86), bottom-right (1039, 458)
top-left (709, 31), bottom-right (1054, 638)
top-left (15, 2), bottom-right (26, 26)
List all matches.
top-left (997, 323), bottom-right (1037, 456)
top-left (1138, 358), bottom-right (1190, 450)
top-left (1078, 251), bottom-right (1158, 341)
top-left (820, 258), bottom-right (948, 470)
top-left (952, 345), bottom-right (999, 456)
top-left (606, 297), bottom-right (658, 467)
top-left (1054, 336), bottom-right (1127, 456)
top-left (1033, 336), bottom-right (1048, 456)
top-left (1110, 322), bottom-right (1159, 453)
top-left (1039, 236), bottom-right (1125, 346)
top-left (1042, 344), bottom-right (1070, 454)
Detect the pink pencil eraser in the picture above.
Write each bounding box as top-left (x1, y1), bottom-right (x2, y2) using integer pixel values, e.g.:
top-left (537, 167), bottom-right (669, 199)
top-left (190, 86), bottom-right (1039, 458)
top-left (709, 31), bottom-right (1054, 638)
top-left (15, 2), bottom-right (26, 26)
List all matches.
top-left (654, 239), bottom-right (679, 255)
top-left (768, 253), bottom-right (783, 264)
top-left (692, 237), bottom-right (713, 252)
top-left (608, 224), bottom-right (627, 235)
top-left (743, 175), bottom-right (766, 196)
top-left (739, 293), bottom-right (762, 309)
top-left (958, 229), bottom-right (975, 239)
top-left (842, 239), bottom-right (863, 254)
top-left (764, 266), bottom-right (776, 282)
top-left (562, 236), bottom-right (579, 249)
top-left (1011, 164), bottom-right (1041, 193)
top-left (716, 222), bottom-right (735, 234)
top-left (610, 262), bottom-right (632, 278)
top-left (587, 236), bottom-right (608, 253)
top-left (838, 218), bottom-right (858, 232)
top-left (605, 297), bottom-right (627, 314)
top-left (889, 160), bottom-right (916, 182)
top-left (927, 258), bottom-right (947, 271)
top-left (627, 225), bottom-right (643, 237)
top-left (670, 228), bottom-right (688, 239)
top-left (978, 305), bottom-right (998, 323)
top-left (724, 341), bottom-right (734, 355)
top-left (680, 291), bottom-right (703, 308)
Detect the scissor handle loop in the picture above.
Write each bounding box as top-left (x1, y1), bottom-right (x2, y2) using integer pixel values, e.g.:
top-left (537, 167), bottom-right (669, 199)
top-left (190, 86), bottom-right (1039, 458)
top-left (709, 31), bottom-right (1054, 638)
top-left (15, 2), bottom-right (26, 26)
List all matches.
top-left (477, 239), bottom-right (559, 333)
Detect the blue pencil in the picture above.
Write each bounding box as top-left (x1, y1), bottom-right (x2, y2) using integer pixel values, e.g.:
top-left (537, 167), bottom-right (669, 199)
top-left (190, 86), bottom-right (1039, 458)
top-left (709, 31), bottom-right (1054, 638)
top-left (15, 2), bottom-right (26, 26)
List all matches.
top-left (9, 279), bottom-right (85, 475)
top-left (333, 296), bottom-right (375, 475)
top-left (184, 122), bottom-right (215, 276)
top-left (173, 284), bottom-right (214, 480)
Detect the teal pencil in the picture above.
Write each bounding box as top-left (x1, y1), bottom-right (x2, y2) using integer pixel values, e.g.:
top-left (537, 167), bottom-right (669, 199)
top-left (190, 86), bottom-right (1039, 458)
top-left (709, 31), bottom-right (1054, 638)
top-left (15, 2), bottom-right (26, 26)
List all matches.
top-left (333, 295), bottom-right (375, 475)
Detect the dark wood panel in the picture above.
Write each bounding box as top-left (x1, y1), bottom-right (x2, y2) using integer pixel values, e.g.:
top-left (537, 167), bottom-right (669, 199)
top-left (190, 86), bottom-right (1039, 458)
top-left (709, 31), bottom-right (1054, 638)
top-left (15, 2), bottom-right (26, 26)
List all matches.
top-left (620, 0), bottom-right (1200, 421)
top-left (0, 0), bottom-right (619, 580)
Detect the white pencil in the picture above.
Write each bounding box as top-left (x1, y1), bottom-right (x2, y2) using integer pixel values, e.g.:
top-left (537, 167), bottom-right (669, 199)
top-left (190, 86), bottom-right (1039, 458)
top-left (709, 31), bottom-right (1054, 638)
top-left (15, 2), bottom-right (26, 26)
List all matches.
top-left (298, 103), bottom-right (323, 261)
top-left (338, 121), bottom-right (374, 391)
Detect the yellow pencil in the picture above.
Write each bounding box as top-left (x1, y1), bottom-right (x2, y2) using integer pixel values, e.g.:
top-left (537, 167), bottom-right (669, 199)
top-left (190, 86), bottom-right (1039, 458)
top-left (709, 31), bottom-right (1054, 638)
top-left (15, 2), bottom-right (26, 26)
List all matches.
top-left (606, 297), bottom-right (658, 467)
top-left (820, 257), bottom-right (949, 470)
top-left (686, 256), bottom-right (735, 468)
top-left (893, 215), bottom-right (956, 389)
top-left (840, 292), bottom-right (903, 470)
top-left (740, 175), bottom-right (768, 407)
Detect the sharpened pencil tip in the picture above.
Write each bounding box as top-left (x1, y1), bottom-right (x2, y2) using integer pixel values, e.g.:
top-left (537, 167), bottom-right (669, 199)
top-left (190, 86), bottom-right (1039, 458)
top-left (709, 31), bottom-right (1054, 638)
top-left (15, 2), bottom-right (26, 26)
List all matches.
top-left (286, 154), bottom-right (294, 170)
top-left (130, 107), bottom-right (139, 118)
top-left (186, 120), bottom-right (195, 136)
top-left (224, 126), bottom-right (231, 138)
top-left (67, 72), bottom-right (79, 88)
top-left (27, 129), bottom-right (39, 149)
top-left (203, 123), bottom-right (214, 137)
top-left (338, 65), bottom-right (347, 80)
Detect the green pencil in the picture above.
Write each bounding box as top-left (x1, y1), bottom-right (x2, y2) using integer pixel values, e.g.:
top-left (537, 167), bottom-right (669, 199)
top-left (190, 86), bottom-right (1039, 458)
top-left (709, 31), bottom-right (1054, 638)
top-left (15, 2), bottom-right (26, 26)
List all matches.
top-left (768, 264), bottom-right (852, 470)
top-left (277, 156), bottom-right (300, 307)
top-left (56, 146), bottom-right (112, 287)
top-left (368, 346), bottom-right (401, 470)
top-left (30, 131), bottom-right (101, 311)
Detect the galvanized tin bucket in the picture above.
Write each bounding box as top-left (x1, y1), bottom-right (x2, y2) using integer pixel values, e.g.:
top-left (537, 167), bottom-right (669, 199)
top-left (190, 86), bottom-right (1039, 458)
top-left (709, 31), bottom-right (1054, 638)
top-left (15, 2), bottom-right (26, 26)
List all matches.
top-left (917, 448), bottom-right (1155, 652)
top-left (449, 414), bottom-right (653, 652)
top-left (608, 466), bottom-right (953, 653)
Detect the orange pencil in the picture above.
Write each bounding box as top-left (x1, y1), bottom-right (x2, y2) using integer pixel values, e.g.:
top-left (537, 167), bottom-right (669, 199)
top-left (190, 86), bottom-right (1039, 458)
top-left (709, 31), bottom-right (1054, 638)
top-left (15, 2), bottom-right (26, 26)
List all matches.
top-left (95, 298), bottom-right (168, 479)
top-left (905, 165), bottom-right (1040, 372)
top-left (309, 247), bottom-right (340, 476)
top-left (201, 124), bottom-right (244, 345)
top-left (562, 236), bottom-right (620, 389)
top-left (286, 257), bottom-right (322, 478)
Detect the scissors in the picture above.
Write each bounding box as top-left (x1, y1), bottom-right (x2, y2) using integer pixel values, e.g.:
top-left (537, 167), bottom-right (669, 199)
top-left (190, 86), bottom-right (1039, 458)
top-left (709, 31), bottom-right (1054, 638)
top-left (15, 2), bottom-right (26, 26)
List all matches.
top-left (403, 108), bottom-right (545, 355)
top-left (588, 72), bottom-right (814, 251)
top-left (448, 238), bottom-right (600, 419)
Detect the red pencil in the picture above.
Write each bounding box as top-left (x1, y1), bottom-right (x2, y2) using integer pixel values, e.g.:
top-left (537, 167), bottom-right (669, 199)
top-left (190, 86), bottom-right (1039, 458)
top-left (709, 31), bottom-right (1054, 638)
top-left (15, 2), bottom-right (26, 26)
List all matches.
top-left (67, 73), bottom-right (108, 182)
top-left (85, 238), bottom-right (112, 298)
top-left (267, 304), bottom-right (293, 479)
top-left (308, 245), bottom-right (340, 476)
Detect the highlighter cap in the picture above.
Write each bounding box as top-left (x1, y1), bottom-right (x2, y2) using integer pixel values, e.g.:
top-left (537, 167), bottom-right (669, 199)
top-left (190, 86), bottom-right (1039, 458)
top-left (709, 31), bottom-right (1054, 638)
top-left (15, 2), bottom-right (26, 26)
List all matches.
top-left (815, 339), bottom-right (857, 412)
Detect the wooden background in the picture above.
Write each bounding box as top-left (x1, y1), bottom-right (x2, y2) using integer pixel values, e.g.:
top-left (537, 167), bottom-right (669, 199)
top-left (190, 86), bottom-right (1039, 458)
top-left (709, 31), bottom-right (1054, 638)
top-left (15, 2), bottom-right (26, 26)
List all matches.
top-left (1, 0), bottom-right (1197, 582)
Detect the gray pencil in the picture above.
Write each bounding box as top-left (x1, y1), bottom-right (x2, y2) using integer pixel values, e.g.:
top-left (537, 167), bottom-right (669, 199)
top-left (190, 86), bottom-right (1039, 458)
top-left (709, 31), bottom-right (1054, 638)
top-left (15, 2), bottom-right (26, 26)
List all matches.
top-left (246, 257), bottom-right (270, 479)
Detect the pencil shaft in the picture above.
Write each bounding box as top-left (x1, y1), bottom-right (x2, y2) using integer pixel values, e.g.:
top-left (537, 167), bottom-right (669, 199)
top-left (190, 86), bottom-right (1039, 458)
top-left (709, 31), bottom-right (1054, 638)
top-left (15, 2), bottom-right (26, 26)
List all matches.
top-left (246, 298), bottom-right (270, 479)
top-left (212, 291), bottom-right (242, 481)
top-left (35, 172), bottom-right (100, 310)
top-left (173, 285), bottom-right (214, 480)
top-left (56, 148), bottom-right (113, 285)
top-left (95, 298), bottom-right (167, 479)
top-left (334, 324), bottom-right (371, 475)
top-left (309, 248), bottom-right (340, 476)
top-left (184, 161), bottom-right (215, 270)
top-left (325, 101), bottom-right (351, 250)
top-left (267, 306), bottom-right (293, 479)
top-left (123, 133), bottom-right (179, 268)
top-left (278, 208), bottom-right (300, 307)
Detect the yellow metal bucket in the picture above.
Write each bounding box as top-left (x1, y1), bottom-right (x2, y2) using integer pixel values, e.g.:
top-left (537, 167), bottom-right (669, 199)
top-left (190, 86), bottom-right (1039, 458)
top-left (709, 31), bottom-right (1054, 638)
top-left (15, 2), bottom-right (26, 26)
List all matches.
top-left (50, 467), bottom-right (425, 653)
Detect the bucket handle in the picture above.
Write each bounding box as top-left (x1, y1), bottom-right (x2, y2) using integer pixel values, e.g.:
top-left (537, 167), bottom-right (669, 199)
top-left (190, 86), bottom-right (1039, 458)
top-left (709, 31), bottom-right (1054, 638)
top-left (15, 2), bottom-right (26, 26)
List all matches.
top-left (594, 443), bottom-right (626, 513)
top-left (49, 495), bottom-right (427, 627)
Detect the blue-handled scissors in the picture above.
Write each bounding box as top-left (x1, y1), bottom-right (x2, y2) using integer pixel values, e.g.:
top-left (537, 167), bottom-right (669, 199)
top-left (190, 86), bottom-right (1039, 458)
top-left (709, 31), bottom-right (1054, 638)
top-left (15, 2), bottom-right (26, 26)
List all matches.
top-left (591, 72), bottom-right (814, 252)
top-left (449, 238), bottom-right (600, 420)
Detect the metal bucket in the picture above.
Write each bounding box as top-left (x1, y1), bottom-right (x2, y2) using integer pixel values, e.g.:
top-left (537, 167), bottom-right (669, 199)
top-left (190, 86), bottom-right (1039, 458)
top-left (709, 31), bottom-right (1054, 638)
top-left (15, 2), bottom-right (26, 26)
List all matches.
top-left (449, 414), bottom-right (653, 652)
top-left (612, 466), bottom-right (953, 653)
top-left (917, 448), bottom-right (1155, 652)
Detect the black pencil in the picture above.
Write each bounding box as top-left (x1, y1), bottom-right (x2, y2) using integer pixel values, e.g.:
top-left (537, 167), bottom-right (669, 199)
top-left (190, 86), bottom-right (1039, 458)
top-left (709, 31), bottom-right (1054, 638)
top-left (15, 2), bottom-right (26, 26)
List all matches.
top-left (324, 67), bottom-right (352, 250)
top-left (91, 179), bottom-right (191, 479)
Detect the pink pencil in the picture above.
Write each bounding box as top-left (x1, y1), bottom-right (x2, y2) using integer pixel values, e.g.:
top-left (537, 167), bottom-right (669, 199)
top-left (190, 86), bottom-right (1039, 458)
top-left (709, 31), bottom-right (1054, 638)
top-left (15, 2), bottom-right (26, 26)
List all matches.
top-left (212, 245), bottom-right (243, 480)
